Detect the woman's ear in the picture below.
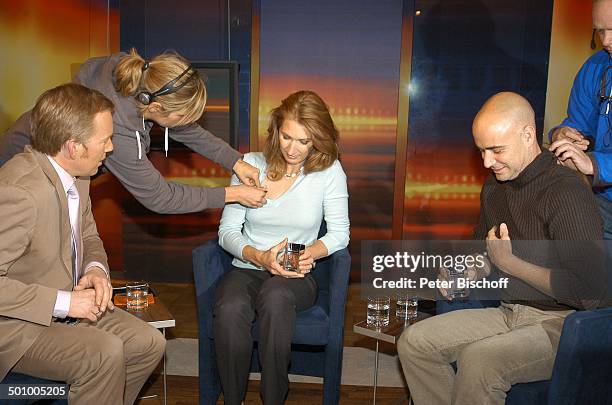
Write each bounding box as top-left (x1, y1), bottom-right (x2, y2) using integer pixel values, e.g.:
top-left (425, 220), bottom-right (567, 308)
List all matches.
top-left (146, 101), bottom-right (163, 114)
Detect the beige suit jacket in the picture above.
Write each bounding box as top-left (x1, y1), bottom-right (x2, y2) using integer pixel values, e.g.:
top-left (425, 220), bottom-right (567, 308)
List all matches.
top-left (0, 146), bottom-right (108, 379)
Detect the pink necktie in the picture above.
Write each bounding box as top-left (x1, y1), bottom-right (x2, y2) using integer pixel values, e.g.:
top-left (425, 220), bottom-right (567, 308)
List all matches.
top-left (66, 184), bottom-right (81, 285)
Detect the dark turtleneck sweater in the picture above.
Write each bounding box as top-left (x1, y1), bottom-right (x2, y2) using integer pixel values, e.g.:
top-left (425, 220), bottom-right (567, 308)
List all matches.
top-left (475, 149), bottom-right (606, 311)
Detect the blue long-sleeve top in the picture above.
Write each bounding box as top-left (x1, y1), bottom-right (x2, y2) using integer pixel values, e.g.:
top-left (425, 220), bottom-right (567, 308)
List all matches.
top-left (551, 50), bottom-right (612, 198)
top-left (218, 152), bottom-right (350, 270)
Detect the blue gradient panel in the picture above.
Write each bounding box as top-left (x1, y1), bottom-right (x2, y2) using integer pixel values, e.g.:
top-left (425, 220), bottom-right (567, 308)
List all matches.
top-left (403, 0), bottom-right (554, 239)
top-left (259, 0), bottom-right (403, 241)
top-left (120, 0), bottom-right (228, 60)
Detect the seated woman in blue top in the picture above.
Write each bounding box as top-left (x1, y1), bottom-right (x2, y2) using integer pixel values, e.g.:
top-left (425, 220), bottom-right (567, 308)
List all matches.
top-left (215, 90), bottom-right (350, 405)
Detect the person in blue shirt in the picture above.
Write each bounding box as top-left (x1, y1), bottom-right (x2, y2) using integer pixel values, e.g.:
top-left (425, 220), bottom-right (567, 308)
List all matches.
top-left (550, 0), bottom-right (612, 238)
top-left (213, 90), bottom-right (349, 405)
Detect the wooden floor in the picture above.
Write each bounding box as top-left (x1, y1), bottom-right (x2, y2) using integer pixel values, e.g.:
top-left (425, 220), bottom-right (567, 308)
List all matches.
top-left (131, 281), bottom-right (414, 404)
top-left (137, 375), bottom-right (410, 405)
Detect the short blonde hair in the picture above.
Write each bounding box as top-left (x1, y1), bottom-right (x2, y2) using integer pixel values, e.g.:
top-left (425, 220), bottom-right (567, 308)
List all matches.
top-left (264, 90), bottom-right (340, 181)
top-left (31, 83), bottom-right (114, 155)
top-left (114, 48), bottom-right (206, 126)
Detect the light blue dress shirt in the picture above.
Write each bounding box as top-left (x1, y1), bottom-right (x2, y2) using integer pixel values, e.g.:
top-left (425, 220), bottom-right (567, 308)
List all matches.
top-left (219, 152), bottom-right (350, 270)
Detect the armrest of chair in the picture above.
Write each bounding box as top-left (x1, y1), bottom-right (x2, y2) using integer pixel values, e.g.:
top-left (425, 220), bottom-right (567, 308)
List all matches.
top-left (326, 248), bottom-right (351, 335)
top-left (320, 247), bottom-right (350, 402)
top-left (192, 238), bottom-right (233, 335)
top-left (547, 307), bottom-right (612, 404)
top-left (193, 238), bottom-right (232, 291)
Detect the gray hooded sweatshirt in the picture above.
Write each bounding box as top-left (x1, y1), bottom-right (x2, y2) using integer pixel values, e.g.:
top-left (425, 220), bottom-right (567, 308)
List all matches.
top-left (0, 52), bottom-right (242, 214)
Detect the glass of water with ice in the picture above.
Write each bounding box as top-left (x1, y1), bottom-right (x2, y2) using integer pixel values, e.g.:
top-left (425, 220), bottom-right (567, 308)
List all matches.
top-left (447, 268), bottom-right (470, 300)
top-left (126, 280), bottom-right (149, 310)
top-left (367, 296), bottom-right (390, 328)
top-left (396, 292), bottom-right (418, 320)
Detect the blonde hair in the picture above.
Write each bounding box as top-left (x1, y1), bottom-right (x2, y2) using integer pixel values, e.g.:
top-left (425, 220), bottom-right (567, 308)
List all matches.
top-left (31, 83), bottom-right (114, 155)
top-left (114, 48), bottom-right (206, 126)
top-left (263, 90), bottom-right (340, 181)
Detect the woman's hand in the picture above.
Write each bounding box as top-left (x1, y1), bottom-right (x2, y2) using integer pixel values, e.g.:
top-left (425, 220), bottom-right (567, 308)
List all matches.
top-left (233, 159), bottom-right (262, 187)
top-left (437, 254), bottom-right (490, 300)
top-left (253, 238), bottom-right (305, 278)
top-left (225, 184), bottom-right (267, 208)
top-left (298, 247), bottom-right (315, 274)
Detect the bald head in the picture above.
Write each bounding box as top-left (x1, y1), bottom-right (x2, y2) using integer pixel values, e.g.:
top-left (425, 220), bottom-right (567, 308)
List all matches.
top-left (472, 92), bottom-right (540, 182)
top-left (473, 92), bottom-right (535, 138)
top-left (593, 0), bottom-right (612, 54)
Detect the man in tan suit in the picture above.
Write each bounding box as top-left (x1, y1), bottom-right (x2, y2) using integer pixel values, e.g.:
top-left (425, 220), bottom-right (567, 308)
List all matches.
top-left (0, 83), bottom-right (165, 404)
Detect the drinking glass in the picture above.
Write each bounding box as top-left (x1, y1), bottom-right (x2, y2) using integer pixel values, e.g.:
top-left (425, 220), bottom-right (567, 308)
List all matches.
top-left (447, 268), bottom-right (470, 300)
top-left (396, 293), bottom-right (418, 320)
top-left (126, 281), bottom-right (149, 310)
top-left (367, 296), bottom-right (390, 327)
top-left (283, 243), bottom-right (305, 272)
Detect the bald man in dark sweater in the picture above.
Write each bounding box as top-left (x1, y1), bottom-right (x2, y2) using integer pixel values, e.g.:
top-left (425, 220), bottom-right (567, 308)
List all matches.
top-left (398, 92), bottom-right (607, 405)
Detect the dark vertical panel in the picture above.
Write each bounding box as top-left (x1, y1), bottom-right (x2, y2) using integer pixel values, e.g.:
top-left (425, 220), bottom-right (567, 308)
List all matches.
top-left (120, 0), bottom-right (229, 60)
top-left (120, 0), bottom-right (253, 146)
top-left (403, 0), bottom-right (554, 239)
top-left (229, 0), bottom-right (253, 152)
top-left (120, 0), bottom-right (146, 53)
top-left (145, 0), bottom-right (227, 60)
top-left (392, 0), bottom-right (415, 239)
top-left (249, 0), bottom-right (261, 153)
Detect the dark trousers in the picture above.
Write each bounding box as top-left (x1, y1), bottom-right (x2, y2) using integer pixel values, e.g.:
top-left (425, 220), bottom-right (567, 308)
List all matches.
top-left (595, 194), bottom-right (612, 298)
top-left (596, 194), bottom-right (612, 240)
top-left (213, 267), bottom-right (318, 405)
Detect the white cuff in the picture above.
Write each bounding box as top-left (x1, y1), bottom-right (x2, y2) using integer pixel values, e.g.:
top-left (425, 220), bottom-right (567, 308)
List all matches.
top-left (84, 262), bottom-right (109, 278)
top-left (53, 290), bottom-right (72, 318)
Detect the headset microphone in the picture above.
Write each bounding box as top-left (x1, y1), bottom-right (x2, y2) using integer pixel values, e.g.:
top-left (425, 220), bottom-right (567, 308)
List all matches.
top-left (136, 65), bottom-right (193, 105)
top-left (591, 29), bottom-right (597, 50)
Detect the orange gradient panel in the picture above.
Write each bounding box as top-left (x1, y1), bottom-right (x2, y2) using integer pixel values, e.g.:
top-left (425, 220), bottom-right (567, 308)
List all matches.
top-left (403, 145), bottom-right (486, 240)
top-left (258, 74), bottom-right (399, 239)
top-left (258, 74), bottom-right (399, 143)
top-left (555, 1), bottom-right (593, 40)
top-left (0, 0), bottom-right (119, 131)
top-left (544, 0), bottom-right (596, 137)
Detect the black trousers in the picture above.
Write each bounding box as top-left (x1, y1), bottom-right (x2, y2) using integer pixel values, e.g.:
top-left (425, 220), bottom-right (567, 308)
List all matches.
top-left (213, 267), bottom-right (318, 405)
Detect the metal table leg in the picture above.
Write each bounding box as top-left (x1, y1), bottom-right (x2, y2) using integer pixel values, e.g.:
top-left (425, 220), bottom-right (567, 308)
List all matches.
top-left (163, 328), bottom-right (167, 405)
top-left (373, 340), bottom-right (379, 404)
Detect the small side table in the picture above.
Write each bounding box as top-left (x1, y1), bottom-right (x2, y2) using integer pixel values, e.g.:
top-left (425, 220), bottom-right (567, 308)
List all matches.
top-left (353, 312), bottom-right (431, 404)
top-left (128, 299), bottom-right (176, 405)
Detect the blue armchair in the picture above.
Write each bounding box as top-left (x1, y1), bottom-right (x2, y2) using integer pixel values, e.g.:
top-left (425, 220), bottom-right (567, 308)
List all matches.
top-left (437, 300), bottom-right (612, 405)
top-left (193, 238), bottom-right (351, 405)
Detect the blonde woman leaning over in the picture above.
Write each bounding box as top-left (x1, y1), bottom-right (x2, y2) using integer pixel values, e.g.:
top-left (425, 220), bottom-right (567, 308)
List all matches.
top-left (0, 48), bottom-right (266, 213)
